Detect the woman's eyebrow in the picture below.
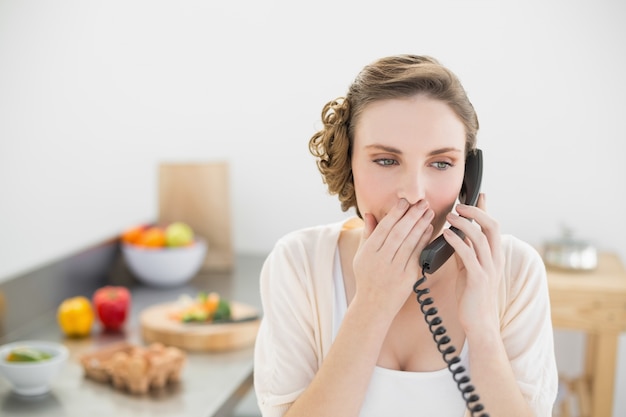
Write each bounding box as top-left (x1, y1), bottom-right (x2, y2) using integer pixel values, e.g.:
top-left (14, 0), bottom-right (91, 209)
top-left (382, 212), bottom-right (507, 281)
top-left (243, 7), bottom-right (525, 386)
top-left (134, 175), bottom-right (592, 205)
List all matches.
top-left (428, 147), bottom-right (463, 156)
top-left (363, 145), bottom-right (463, 156)
top-left (364, 144), bottom-right (402, 153)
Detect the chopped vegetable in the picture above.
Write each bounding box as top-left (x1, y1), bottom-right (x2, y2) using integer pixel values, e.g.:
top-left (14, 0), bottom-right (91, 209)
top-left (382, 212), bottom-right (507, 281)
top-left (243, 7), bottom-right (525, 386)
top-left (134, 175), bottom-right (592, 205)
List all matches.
top-left (6, 347), bottom-right (52, 362)
top-left (170, 292), bottom-right (232, 323)
top-left (213, 299), bottom-right (231, 321)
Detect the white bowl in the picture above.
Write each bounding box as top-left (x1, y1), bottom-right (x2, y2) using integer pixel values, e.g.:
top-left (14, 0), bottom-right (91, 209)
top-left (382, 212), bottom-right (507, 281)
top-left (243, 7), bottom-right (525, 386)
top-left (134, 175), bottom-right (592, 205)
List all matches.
top-left (122, 238), bottom-right (208, 287)
top-left (0, 340), bottom-right (69, 396)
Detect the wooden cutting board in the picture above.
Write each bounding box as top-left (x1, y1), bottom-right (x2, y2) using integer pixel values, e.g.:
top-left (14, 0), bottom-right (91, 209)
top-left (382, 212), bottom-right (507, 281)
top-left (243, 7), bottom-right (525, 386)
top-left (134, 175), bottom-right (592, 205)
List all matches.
top-left (158, 162), bottom-right (234, 272)
top-left (140, 301), bottom-right (261, 352)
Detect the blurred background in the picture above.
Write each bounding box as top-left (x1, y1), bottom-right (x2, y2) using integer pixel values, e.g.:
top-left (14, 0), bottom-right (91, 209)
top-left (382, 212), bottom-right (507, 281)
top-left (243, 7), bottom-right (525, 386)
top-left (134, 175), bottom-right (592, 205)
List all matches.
top-left (1, 0), bottom-right (624, 415)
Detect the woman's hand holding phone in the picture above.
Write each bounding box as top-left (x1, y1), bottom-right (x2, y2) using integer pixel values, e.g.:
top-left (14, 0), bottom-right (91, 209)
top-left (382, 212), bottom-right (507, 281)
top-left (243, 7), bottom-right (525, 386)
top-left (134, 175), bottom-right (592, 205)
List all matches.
top-left (353, 198), bottom-right (434, 319)
top-left (442, 193), bottom-right (504, 335)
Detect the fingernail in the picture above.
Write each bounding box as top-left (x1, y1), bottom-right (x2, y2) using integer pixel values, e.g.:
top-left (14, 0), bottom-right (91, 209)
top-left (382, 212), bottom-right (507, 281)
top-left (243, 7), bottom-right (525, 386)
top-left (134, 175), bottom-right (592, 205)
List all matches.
top-left (416, 200), bottom-right (427, 209)
top-left (398, 199), bottom-right (409, 209)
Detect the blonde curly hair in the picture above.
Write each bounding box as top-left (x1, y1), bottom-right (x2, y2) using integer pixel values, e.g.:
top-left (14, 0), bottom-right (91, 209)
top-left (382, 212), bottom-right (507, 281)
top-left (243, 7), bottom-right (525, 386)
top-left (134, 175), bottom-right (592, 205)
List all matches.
top-left (309, 55), bottom-right (479, 213)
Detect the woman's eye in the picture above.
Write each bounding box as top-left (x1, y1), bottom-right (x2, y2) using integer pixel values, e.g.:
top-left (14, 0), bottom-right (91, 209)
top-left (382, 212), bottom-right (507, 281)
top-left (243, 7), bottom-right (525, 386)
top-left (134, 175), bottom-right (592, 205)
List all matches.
top-left (431, 161), bottom-right (452, 170)
top-left (374, 158), bottom-right (397, 166)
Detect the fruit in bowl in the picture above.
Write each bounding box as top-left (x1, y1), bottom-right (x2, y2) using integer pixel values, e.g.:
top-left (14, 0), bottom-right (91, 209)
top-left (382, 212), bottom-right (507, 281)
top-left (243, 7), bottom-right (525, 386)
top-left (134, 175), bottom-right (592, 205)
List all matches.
top-left (165, 222), bottom-right (194, 247)
top-left (0, 340), bottom-right (69, 396)
top-left (121, 222), bottom-right (208, 288)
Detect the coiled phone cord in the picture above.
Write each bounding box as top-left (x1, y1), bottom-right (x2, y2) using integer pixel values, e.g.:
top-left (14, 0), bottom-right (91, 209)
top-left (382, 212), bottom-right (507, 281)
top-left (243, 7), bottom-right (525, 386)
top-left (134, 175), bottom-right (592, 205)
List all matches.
top-left (413, 269), bottom-right (489, 417)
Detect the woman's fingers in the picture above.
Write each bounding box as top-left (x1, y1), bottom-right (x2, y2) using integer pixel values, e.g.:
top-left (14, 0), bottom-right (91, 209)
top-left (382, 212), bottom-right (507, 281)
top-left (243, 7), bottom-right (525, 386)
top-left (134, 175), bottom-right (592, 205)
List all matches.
top-left (476, 192), bottom-right (486, 211)
top-left (443, 226), bottom-right (481, 271)
top-left (380, 201), bottom-right (430, 258)
top-left (361, 199), bottom-right (434, 272)
top-left (392, 206), bottom-right (434, 264)
top-left (406, 222), bottom-right (434, 270)
top-left (361, 213), bottom-right (378, 241)
top-left (446, 212), bottom-right (488, 267)
top-left (363, 199), bottom-right (410, 251)
top-left (445, 193), bottom-right (502, 271)
top-left (455, 197), bottom-right (501, 264)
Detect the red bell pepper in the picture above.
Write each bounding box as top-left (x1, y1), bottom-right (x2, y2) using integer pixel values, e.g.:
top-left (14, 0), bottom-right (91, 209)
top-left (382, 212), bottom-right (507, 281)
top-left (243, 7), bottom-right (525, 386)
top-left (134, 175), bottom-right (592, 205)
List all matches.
top-left (93, 286), bottom-right (131, 331)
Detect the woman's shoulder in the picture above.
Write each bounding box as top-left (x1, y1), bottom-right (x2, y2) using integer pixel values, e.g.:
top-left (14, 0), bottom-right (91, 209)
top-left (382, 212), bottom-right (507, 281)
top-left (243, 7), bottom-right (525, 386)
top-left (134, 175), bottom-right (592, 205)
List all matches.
top-left (499, 234), bottom-right (547, 294)
top-left (273, 217), bottom-right (357, 252)
top-left (260, 218), bottom-right (355, 294)
top-left (500, 234), bottom-right (544, 268)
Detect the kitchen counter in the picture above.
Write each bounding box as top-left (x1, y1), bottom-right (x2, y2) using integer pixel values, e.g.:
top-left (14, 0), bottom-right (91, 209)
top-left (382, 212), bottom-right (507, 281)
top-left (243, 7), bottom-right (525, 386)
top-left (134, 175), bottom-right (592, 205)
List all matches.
top-left (0, 253), bottom-right (266, 417)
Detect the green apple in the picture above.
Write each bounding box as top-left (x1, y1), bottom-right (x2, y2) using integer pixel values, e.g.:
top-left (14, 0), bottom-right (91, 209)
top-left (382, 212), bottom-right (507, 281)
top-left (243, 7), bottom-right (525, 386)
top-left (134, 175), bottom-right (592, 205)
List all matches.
top-left (165, 222), bottom-right (194, 247)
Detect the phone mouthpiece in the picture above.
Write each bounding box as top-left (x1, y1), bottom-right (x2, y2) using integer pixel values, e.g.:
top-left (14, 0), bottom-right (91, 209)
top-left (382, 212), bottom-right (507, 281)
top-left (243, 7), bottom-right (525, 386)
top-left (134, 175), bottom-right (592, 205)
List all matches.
top-left (419, 227), bottom-right (465, 273)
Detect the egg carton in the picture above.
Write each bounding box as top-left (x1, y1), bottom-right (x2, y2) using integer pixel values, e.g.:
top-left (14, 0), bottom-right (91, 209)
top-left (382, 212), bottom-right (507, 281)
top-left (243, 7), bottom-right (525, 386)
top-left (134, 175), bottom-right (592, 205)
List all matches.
top-left (80, 341), bottom-right (186, 395)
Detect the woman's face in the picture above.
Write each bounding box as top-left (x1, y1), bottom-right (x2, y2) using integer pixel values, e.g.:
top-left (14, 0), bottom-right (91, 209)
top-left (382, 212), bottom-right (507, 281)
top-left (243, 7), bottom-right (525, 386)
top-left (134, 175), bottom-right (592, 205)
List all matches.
top-left (352, 94), bottom-right (466, 236)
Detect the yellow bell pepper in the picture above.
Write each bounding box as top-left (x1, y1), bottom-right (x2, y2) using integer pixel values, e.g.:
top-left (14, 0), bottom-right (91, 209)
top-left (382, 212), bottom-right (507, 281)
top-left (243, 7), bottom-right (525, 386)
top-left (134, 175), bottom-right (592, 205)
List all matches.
top-left (57, 296), bottom-right (94, 337)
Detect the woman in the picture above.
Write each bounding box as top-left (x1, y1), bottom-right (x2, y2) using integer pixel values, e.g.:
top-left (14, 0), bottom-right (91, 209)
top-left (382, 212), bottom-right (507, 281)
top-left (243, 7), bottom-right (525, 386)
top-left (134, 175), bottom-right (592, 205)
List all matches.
top-left (253, 55), bottom-right (557, 417)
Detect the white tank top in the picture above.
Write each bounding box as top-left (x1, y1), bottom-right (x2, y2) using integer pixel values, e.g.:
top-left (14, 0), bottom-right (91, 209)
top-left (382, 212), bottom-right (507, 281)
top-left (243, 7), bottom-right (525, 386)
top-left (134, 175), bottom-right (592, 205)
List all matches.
top-left (332, 249), bottom-right (469, 417)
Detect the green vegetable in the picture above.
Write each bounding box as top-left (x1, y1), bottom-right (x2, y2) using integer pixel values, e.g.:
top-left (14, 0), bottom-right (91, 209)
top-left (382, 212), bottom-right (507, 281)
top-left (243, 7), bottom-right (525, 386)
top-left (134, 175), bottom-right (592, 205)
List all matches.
top-left (213, 299), bottom-right (231, 321)
top-left (6, 347), bottom-right (52, 362)
top-left (181, 310), bottom-right (209, 322)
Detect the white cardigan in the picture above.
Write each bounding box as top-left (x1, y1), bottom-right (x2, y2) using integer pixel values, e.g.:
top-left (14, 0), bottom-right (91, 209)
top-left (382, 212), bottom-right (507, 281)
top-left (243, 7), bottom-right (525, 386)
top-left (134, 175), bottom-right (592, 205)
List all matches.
top-left (253, 218), bottom-right (558, 417)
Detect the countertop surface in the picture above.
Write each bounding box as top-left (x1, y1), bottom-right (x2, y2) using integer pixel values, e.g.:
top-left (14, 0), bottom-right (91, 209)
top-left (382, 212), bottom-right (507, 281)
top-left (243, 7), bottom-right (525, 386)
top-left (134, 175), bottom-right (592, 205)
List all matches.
top-left (0, 253), bottom-right (266, 417)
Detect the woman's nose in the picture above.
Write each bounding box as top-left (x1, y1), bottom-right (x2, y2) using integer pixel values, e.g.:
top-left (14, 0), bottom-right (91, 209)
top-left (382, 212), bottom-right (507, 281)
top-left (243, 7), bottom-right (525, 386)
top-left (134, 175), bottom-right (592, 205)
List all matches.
top-left (397, 172), bottom-right (425, 205)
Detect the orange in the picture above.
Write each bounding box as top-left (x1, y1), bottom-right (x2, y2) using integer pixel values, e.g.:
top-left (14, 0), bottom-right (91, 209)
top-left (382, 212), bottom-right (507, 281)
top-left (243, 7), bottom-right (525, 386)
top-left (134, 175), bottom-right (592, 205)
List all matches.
top-left (203, 292), bottom-right (220, 314)
top-left (121, 225), bottom-right (147, 244)
top-left (136, 227), bottom-right (166, 248)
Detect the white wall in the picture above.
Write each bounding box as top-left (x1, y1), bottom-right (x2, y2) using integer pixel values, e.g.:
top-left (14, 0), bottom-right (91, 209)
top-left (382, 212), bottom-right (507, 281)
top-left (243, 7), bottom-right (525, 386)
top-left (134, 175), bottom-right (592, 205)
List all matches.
top-left (1, 0), bottom-right (625, 414)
